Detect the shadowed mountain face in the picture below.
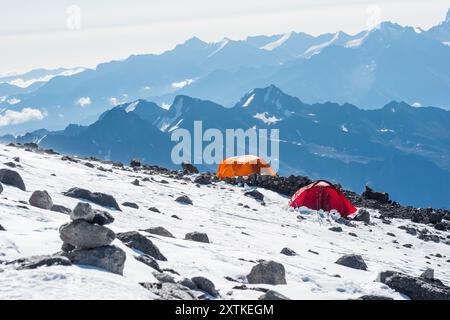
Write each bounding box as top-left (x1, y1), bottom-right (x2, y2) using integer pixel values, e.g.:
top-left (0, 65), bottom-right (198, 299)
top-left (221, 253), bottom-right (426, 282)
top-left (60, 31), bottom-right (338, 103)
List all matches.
top-left (4, 85), bottom-right (450, 209)
top-left (1, 10), bottom-right (450, 135)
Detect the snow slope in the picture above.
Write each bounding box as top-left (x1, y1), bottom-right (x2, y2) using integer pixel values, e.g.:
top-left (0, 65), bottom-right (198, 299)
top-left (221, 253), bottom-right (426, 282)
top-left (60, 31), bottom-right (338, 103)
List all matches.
top-left (0, 145), bottom-right (449, 300)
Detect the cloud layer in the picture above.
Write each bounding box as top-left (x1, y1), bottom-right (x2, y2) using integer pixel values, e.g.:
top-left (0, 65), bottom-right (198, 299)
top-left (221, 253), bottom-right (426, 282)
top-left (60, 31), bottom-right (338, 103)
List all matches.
top-left (0, 108), bottom-right (46, 126)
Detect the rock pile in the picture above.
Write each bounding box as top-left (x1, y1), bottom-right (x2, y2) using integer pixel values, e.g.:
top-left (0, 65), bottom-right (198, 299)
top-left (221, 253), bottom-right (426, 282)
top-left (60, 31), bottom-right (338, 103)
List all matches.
top-left (59, 202), bottom-right (126, 275)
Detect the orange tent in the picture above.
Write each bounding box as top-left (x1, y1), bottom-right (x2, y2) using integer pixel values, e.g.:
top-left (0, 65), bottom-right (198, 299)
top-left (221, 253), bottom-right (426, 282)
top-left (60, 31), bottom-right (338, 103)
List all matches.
top-left (216, 155), bottom-right (276, 179)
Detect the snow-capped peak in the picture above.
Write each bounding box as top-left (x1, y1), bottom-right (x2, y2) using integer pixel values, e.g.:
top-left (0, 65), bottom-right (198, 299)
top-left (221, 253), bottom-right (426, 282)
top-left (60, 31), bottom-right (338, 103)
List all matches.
top-left (260, 32), bottom-right (293, 51)
top-left (208, 38), bottom-right (231, 57)
top-left (304, 32), bottom-right (341, 58)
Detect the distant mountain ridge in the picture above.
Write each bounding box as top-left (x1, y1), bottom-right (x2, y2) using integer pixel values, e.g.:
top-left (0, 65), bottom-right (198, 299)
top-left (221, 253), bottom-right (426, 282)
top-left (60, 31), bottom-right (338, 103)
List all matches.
top-left (1, 9), bottom-right (450, 135)
top-left (3, 85), bottom-right (450, 209)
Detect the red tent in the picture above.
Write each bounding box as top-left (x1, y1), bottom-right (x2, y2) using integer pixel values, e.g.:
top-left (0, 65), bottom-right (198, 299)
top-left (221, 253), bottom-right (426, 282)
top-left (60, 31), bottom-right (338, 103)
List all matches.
top-left (290, 180), bottom-right (357, 217)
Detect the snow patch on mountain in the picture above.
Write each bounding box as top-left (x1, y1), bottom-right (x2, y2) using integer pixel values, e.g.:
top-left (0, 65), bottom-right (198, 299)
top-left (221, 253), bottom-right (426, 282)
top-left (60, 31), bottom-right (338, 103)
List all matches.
top-left (125, 101), bottom-right (139, 113)
top-left (304, 32), bottom-right (340, 58)
top-left (253, 112), bottom-right (281, 124)
top-left (208, 38), bottom-right (230, 57)
top-left (172, 79), bottom-right (194, 89)
top-left (242, 94), bottom-right (255, 108)
top-left (260, 32), bottom-right (293, 51)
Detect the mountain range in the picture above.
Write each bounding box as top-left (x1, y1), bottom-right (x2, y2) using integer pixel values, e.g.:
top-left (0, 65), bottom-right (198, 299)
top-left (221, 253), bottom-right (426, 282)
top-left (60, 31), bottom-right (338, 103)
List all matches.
top-left (1, 9), bottom-right (450, 135)
top-left (3, 85), bottom-right (450, 209)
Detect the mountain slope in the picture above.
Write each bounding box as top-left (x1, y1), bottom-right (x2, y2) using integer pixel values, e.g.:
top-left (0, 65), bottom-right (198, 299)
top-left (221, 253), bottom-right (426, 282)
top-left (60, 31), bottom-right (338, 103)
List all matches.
top-left (0, 145), bottom-right (449, 299)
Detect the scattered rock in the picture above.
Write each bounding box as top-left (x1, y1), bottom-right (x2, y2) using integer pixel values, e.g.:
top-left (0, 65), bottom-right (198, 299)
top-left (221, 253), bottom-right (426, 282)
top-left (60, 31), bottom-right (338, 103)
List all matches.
top-left (185, 232), bottom-right (209, 243)
top-left (357, 295), bottom-right (393, 300)
top-left (148, 207), bottom-right (161, 213)
top-left (353, 209), bottom-right (370, 224)
top-left (7, 255), bottom-right (71, 270)
top-left (122, 202), bottom-right (139, 209)
top-left (348, 232), bottom-right (358, 237)
top-left (194, 174), bottom-right (211, 185)
top-left (4, 162), bottom-right (17, 168)
top-left (379, 270), bottom-right (450, 300)
top-left (280, 247), bottom-right (296, 256)
top-left (62, 245), bottom-right (126, 275)
top-left (362, 186), bottom-right (389, 204)
top-left (61, 155), bottom-right (78, 163)
top-left (0, 169), bottom-right (26, 191)
top-left (130, 159), bottom-right (141, 168)
top-left (153, 272), bottom-right (176, 284)
top-left (143, 226), bottom-right (175, 238)
top-left (63, 187), bottom-right (121, 210)
top-left (179, 278), bottom-right (197, 290)
top-left (50, 204), bottom-right (72, 214)
top-left (258, 290), bottom-right (290, 300)
top-left (308, 249), bottom-right (319, 255)
top-left (84, 162), bottom-right (95, 168)
top-left (0, 224), bottom-right (5, 231)
top-left (140, 282), bottom-right (197, 300)
top-left (403, 244), bottom-right (413, 248)
top-left (244, 189), bottom-right (264, 202)
top-left (59, 220), bottom-right (115, 249)
top-left (135, 254), bottom-right (161, 272)
top-left (171, 215), bottom-right (181, 220)
top-left (131, 179), bottom-right (140, 186)
top-left (420, 268), bottom-right (434, 280)
top-left (117, 231), bottom-right (167, 261)
top-left (29, 190), bottom-right (53, 210)
top-left (71, 202), bottom-right (95, 222)
top-left (181, 162), bottom-right (199, 174)
top-left (92, 210), bottom-right (115, 225)
top-left (329, 226), bottom-right (343, 232)
top-left (387, 232), bottom-right (396, 237)
top-left (247, 260), bottom-right (287, 285)
top-left (335, 254), bottom-right (368, 271)
top-left (175, 195), bottom-right (193, 205)
top-left (191, 276), bottom-right (219, 297)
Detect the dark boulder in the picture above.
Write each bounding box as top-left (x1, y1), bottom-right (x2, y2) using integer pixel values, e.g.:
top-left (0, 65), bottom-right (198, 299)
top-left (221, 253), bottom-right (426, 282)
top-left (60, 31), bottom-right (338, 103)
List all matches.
top-left (353, 209), bottom-right (370, 224)
top-left (244, 189), bottom-right (264, 202)
top-left (59, 220), bottom-right (115, 248)
top-left (247, 260), bottom-right (287, 285)
top-left (175, 195), bottom-right (193, 205)
top-left (135, 254), bottom-right (161, 272)
top-left (379, 271), bottom-right (450, 300)
top-left (258, 290), bottom-right (290, 300)
top-left (62, 245), bottom-right (126, 275)
top-left (335, 254), bottom-right (368, 271)
top-left (117, 231), bottom-right (167, 261)
top-left (29, 190), bottom-right (53, 210)
top-left (0, 169), bottom-right (26, 191)
top-left (63, 187), bottom-right (120, 210)
top-left (143, 226), bottom-right (175, 238)
top-left (280, 247), bottom-right (296, 256)
top-left (194, 174), bottom-right (211, 185)
top-left (50, 204), bottom-right (72, 214)
top-left (357, 295), bottom-right (393, 300)
top-left (181, 162), bottom-right (199, 174)
top-left (122, 202), bottom-right (139, 209)
top-left (185, 232), bottom-right (209, 243)
top-left (130, 159), bottom-right (141, 167)
top-left (191, 276), bottom-right (219, 297)
top-left (362, 186), bottom-right (389, 204)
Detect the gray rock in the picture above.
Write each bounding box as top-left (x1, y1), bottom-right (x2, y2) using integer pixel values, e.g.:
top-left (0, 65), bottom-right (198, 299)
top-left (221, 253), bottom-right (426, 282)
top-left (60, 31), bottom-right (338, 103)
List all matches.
top-left (329, 226), bottom-right (343, 232)
top-left (71, 202), bottom-right (95, 222)
top-left (362, 186), bottom-right (389, 203)
top-left (247, 260), bottom-right (287, 285)
top-left (130, 159), bottom-right (141, 167)
top-left (185, 232), bottom-right (209, 243)
top-left (335, 254), bottom-right (368, 271)
top-left (135, 254), bottom-right (161, 272)
top-left (116, 231), bottom-right (167, 261)
top-left (140, 282), bottom-right (197, 300)
top-left (175, 195), bottom-right (193, 205)
top-left (0, 183), bottom-right (3, 194)
top-left (194, 174), bottom-right (211, 185)
top-left (420, 268), bottom-right (434, 280)
top-left (0, 224), bottom-right (5, 231)
top-left (148, 207), bottom-right (161, 213)
top-left (258, 290), bottom-right (291, 300)
top-left (353, 209), bottom-right (370, 224)
top-left (153, 272), bottom-right (176, 284)
top-left (357, 295), bottom-right (393, 300)
top-left (131, 179), bottom-right (140, 186)
top-left (244, 189), bottom-right (264, 202)
top-left (379, 270), bottom-right (450, 300)
top-left (179, 278), bottom-right (197, 290)
top-left (280, 247), bottom-right (296, 256)
top-left (7, 255), bottom-right (72, 270)
top-left (62, 245), bottom-right (126, 275)
top-left (191, 276), bottom-right (219, 297)
top-left (0, 169), bottom-right (26, 191)
top-left (181, 162), bottom-right (199, 174)
top-left (122, 202), bottom-right (139, 209)
top-left (61, 242), bottom-right (75, 252)
top-left (63, 187), bottom-right (120, 210)
top-left (59, 220), bottom-right (115, 248)
top-left (92, 209), bottom-right (114, 225)
top-left (51, 204), bottom-right (72, 214)
top-left (29, 190), bottom-right (53, 210)
top-left (143, 226), bottom-right (174, 238)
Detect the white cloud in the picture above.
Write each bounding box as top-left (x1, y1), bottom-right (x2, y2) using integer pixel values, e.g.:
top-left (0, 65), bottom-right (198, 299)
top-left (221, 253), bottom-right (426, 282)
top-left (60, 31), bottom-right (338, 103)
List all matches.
top-left (7, 97), bottom-right (21, 105)
top-left (172, 79), bottom-right (194, 89)
top-left (76, 96), bottom-right (92, 107)
top-left (0, 108), bottom-right (46, 126)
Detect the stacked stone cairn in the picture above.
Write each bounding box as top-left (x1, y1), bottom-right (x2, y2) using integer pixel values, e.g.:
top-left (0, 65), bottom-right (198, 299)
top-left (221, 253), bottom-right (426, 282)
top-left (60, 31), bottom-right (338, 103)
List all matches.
top-left (58, 202), bottom-right (126, 275)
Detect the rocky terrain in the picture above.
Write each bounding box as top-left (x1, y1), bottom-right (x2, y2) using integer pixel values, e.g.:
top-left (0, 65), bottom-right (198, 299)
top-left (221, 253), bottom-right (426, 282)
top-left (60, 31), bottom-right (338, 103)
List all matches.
top-left (0, 143), bottom-right (449, 300)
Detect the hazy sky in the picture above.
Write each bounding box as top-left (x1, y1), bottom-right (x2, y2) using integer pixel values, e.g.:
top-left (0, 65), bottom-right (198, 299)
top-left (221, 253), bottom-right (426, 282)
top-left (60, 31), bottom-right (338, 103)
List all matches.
top-left (1, 0), bottom-right (449, 76)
